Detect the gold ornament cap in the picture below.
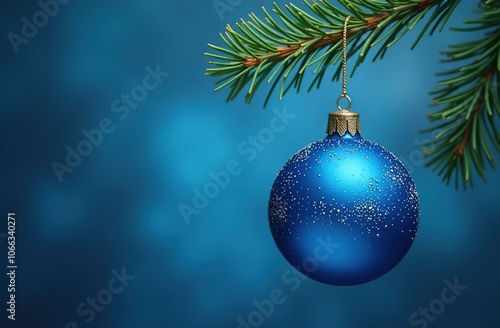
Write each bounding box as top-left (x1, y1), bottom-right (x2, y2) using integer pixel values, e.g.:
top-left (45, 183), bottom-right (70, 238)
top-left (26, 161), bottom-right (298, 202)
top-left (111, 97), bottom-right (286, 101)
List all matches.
top-left (326, 110), bottom-right (361, 137)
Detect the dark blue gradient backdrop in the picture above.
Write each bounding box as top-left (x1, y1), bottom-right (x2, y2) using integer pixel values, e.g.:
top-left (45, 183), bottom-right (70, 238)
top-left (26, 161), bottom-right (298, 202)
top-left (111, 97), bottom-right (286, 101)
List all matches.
top-left (0, 1), bottom-right (499, 328)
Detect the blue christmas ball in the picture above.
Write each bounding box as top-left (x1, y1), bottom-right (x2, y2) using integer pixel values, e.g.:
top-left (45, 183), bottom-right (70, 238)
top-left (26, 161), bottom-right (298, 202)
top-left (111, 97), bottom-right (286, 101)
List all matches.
top-left (268, 113), bottom-right (419, 285)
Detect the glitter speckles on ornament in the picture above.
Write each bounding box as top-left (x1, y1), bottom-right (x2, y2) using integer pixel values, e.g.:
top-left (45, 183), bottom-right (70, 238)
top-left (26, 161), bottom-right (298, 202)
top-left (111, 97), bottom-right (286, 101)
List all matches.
top-left (268, 111), bottom-right (419, 286)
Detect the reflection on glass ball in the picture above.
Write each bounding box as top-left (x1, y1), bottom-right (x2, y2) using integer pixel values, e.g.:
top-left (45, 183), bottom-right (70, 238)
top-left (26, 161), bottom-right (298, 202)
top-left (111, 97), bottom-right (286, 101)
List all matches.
top-left (268, 132), bottom-right (419, 285)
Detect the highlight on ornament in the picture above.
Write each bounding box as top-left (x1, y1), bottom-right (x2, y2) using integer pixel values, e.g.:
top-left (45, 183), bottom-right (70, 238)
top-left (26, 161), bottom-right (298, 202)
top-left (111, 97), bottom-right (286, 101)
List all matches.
top-left (268, 110), bottom-right (420, 285)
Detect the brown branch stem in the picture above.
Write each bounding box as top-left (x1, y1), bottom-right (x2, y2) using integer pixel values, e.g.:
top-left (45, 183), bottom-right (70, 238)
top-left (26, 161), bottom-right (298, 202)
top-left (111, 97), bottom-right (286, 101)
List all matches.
top-left (453, 63), bottom-right (497, 157)
top-left (242, 0), bottom-right (438, 68)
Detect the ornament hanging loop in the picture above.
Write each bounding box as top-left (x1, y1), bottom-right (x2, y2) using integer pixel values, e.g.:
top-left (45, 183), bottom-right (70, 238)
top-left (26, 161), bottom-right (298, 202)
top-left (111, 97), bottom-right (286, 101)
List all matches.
top-left (338, 16), bottom-right (351, 111)
top-left (328, 15), bottom-right (360, 137)
top-left (337, 95), bottom-right (351, 111)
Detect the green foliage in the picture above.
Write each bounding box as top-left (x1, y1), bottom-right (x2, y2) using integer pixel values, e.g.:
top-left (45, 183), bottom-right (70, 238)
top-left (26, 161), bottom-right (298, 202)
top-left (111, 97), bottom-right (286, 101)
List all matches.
top-left (205, 0), bottom-right (460, 105)
top-left (205, 0), bottom-right (500, 189)
top-left (423, 0), bottom-right (500, 189)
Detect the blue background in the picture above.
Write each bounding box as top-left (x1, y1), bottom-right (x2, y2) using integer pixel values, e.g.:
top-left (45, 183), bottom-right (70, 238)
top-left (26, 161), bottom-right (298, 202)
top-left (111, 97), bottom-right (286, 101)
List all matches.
top-left (1, 1), bottom-right (499, 327)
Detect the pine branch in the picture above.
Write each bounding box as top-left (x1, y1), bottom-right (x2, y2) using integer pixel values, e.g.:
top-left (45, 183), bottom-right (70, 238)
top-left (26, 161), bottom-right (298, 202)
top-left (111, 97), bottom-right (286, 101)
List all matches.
top-left (205, 0), bottom-right (460, 106)
top-left (422, 0), bottom-right (500, 189)
top-left (205, 0), bottom-right (500, 189)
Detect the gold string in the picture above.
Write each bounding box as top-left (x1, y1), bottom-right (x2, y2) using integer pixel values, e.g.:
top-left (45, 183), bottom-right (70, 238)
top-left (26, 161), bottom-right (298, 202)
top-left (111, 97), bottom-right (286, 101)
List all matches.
top-left (337, 16), bottom-right (351, 111)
